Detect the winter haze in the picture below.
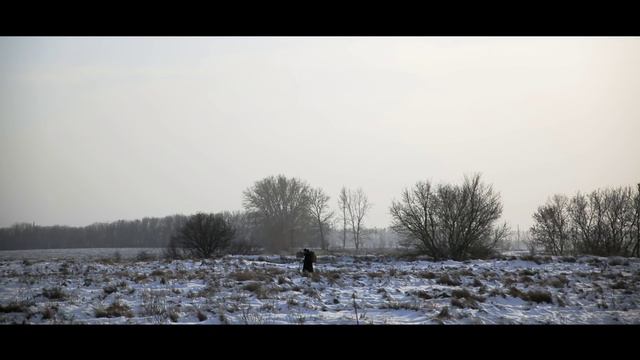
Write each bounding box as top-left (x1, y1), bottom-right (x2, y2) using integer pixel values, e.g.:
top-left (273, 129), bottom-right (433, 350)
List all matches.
top-left (1, 37), bottom-right (639, 229)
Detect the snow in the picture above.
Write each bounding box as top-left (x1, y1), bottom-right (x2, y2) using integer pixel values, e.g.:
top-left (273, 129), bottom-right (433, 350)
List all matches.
top-left (0, 250), bottom-right (639, 324)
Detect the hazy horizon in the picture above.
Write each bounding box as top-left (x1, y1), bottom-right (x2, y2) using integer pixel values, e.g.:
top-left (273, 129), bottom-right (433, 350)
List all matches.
top-left (1, 37), bottom-right (639, 230)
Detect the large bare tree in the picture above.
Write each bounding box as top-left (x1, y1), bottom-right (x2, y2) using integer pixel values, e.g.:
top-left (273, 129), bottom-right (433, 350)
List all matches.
top-left (530, 195), bottom-right (571, 255)
top-left (343, 187), bottom-right (371, 253)
top-left (567, 187), bottom-right (637, 256)
top-left (168, 213), bottom-right (235, 259)
top-left (633, 184), bottom-right (640, 257)
top-left (390, 180), bottom-right (442, 258)
top-left (308, 187), bottom-right (334, 250)
top-left (338, 187), bottom-right (348, 249)
top-left (242, 175), bottom-right (312, 252)
top-left (390, 174), bottom-right (507, 260)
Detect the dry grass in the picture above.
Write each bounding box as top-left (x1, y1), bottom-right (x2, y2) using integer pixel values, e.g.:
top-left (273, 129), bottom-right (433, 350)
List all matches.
top-left (520, 255), bottom-right (552, 264)
top-left (456, 269), bottom-right (474, 277)
top-left (321, 271), bottom-right (341, 284)
top-left (608, 257), bottom-right (628, 266)
top-left (519, 269), bottom-right (537, 276)
top-left (451, 288), bottom-right (485, 302)
top-left (436, 306), bottom-right (451, 319)
top-left (526, 290), bottom-right (553, 303)
top-left (41, 304), bottom-right (57, 320)
top-left (380, 300), bottom-right (421, 311)
top-left (451, 297), bottom-right (475, 309)
top-left (450, 287), bottom-right (484, 309)
top-left (196, 309), bottom-right (208, 321)
top-left (508, 287), bottom-right (553, 304)
top-left (519, 275), bottom-right (534, 284)
top-left (503, 277), bottom-right (517, 286)
top-left (94, 300), bottom-right (133, 318)
top-left (437, 274), bottom-right (461, 286)
top-left (410, 290), bottom-right (433, 300)
top-left (0, 299), bottom-right (34, 313)
top-left (418, 271), bottom-right (437, 279)
top-left (167, 307), bottom-right (180, 322)
top-left (103, 285), bottom-right (118, 295)
top-left (150, 269), bottom-right (165, 277)
top-left (611, 280), bottom-right (628, 290)
top-left (243, 282), bottom-right (277, 299)
top-left (542, 275), bottom-right (569, 288)
top-left (230, 270), bottom-right (272, 282)
top-left (42, 287), bottom-right (67, 300)
top-left (310, 272), bottom-right (322, 282)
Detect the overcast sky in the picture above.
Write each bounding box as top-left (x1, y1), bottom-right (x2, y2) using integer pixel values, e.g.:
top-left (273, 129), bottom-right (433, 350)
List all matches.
top-left (1, 37), bottom-right (639, 230)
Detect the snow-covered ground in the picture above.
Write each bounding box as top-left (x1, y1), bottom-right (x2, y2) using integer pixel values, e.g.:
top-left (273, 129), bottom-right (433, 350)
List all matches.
top-left (1, 251), bottom-right (638, 324)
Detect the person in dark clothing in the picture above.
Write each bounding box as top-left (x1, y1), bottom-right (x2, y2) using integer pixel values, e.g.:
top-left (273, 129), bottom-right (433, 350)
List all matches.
top-left (302, 248), bottom-right (316, 273)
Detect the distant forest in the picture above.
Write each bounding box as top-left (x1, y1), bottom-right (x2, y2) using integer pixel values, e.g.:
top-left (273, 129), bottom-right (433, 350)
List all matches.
top-left (0, 212), bottom-right (401, 252)
top-left (0, 215), bottom-right (189, 250)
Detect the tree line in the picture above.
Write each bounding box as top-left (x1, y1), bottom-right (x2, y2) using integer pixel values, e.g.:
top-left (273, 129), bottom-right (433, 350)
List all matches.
top-left (529, 184), bottom-right (640, 257)
top-left (2, 173), bottom-right (638, 260)
top-left (0, 215), bottom-right (189, 250)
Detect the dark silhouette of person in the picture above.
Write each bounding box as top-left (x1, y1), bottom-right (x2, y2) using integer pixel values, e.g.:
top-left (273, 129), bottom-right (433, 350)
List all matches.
top-left (302, 248), bottom-right (315, 273)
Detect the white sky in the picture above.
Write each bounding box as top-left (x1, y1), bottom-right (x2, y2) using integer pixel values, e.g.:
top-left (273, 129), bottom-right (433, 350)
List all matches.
top-left (1, 37), bottom-right (639, 230)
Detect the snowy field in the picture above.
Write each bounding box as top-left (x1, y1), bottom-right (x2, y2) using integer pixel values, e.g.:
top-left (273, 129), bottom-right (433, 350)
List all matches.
top-left (0, 248), bottom-right (164, 261)
top-left (1, 250), bottom-right (639, 324)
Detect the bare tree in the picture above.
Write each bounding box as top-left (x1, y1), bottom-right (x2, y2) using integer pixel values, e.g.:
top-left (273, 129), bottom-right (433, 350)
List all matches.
top-left (538, 185), bottom-right (640, 257)
top-left (338, 187), bottom-right (348, 249)
top-left (242, 175), bottom-right (312, 252)
top-left (390, 174), bottom-right (506, 260)
top-left (308, 187), bottom-right (334, 250)
top-left (530, 195), bottom-right (572, 256)
top-left (569, 189), bottom-right (607, 256)
top-left (633, 184), bottom-right (640, 257)
top-left (390, 180), bottom-right (442, 257)
top-left (567, 191), bottom-right (593, 254)
top-left (602, 187), bottom-right (635, 255)
top-left (343, 188), bottom-right (371, 253)
top-left (168, 213), bottom-right (235, 259)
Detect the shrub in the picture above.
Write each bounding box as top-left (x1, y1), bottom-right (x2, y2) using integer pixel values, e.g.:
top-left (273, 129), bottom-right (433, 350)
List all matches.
top-left (168, 212), bottom-right (235, 259)
top-left (390, 174), bottom-right (508, 260)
